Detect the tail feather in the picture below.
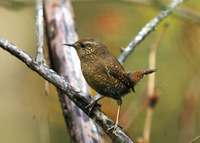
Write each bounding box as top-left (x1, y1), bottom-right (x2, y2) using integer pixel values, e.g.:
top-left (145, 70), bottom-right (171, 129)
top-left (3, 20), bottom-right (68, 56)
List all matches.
top-left (127, 69), bottom-right (157, 86)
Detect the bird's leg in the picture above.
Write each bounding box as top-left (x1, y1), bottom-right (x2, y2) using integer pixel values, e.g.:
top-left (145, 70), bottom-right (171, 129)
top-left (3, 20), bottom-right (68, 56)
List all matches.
top-left (107, 99), bottom-right (122, 134)
top-left (85, 96), bottom-right (105, 113)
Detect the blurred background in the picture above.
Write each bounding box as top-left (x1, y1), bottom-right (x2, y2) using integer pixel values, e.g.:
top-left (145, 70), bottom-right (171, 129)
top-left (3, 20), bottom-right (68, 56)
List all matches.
top-left (0, 0), bottom-right (200, 143)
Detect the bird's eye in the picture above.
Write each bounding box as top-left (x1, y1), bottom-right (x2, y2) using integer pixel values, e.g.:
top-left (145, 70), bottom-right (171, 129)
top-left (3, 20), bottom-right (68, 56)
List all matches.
top-left (80, 43), bottom-right (86, 48)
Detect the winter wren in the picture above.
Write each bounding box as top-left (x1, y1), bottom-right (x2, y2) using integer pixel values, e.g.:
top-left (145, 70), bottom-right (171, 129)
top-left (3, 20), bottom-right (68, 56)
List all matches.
top-left (64, 38), bottom-right (156, 133)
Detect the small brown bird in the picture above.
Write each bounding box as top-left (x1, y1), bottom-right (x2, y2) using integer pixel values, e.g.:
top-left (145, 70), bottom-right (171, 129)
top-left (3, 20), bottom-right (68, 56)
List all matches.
top-left (64, 38), bottom-right (156, 133)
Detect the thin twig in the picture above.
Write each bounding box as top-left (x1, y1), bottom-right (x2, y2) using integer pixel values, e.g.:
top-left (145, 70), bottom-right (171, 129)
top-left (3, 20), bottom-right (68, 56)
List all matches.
top-left (189, 135), bottom-right (200, 143)
top-left (142, 23), bottom-right (168, 143)
top-left (174, 6), bottom-right (200, 24)
top-left (0, 36), bottom-right (133, 143)
top-left (118, 0), bottom-right (185, 63)
top-left (35, 0), bottom-right (44, 64)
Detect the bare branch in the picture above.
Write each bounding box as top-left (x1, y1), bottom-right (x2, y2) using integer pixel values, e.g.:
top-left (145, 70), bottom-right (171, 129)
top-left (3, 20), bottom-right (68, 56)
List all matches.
top-left (118, 0), bottom-right (185, 63)
top-left (0, 36), bottom-right (133, 143)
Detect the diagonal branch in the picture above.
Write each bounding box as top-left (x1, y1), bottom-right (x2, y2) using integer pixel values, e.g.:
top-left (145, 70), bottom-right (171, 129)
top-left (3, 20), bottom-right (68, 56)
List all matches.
top-left (0, 36), bottom-right (133, 143)
top-left (118, 0), bottom-right (185, 63)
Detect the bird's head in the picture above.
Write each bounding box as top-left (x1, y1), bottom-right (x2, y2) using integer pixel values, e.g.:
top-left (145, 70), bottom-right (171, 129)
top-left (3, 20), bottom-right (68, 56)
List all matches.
top-left (64, 38), bottom-right (109, 59)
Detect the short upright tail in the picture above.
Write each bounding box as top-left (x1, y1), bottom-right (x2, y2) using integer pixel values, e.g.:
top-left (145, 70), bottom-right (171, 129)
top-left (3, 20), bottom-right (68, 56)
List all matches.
top-left (127, 69), bottom-right (157, 86)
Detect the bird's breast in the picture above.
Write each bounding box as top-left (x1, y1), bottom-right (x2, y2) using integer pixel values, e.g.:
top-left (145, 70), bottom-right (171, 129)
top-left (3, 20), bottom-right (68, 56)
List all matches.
top-left (80, 60), bottom-right (130, 99)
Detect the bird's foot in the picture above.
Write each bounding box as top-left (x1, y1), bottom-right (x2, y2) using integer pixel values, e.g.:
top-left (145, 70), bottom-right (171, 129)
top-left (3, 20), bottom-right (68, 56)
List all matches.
top-left (85, 101), bottom-right (101, 114)
top-left (85, 103), bottom-right (95, 114)
top-left (107, 123), bottom-right (123, 135)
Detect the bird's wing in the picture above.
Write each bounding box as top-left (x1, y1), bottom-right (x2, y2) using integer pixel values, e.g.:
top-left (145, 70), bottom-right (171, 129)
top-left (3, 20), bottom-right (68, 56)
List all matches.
top-left (103, 62), bottom-right (135, 92)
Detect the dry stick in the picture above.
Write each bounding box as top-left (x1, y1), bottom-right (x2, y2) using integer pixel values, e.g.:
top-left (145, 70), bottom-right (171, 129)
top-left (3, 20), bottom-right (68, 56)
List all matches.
top-left (0, 36), bottom-right (133, 143)
top-left (35, 0), bottom-right (44, 64)
top-left (118, 0), bottom-right (185, 64)
top-left (43, 1), bottom-right (104, 142)
top-left (189, 135), bottom-right (200, 143)
top-left (142, 23), bottom-right (168, 143)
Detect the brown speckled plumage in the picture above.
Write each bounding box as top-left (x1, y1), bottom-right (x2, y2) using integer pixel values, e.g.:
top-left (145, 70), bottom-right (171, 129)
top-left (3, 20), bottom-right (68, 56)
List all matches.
top-left (64, 38), bottom-right (157, 133)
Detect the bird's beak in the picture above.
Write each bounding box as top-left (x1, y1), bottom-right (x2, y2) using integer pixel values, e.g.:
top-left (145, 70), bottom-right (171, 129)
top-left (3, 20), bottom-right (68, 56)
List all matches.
top-left (63, 43), bottom-right (75, 47)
